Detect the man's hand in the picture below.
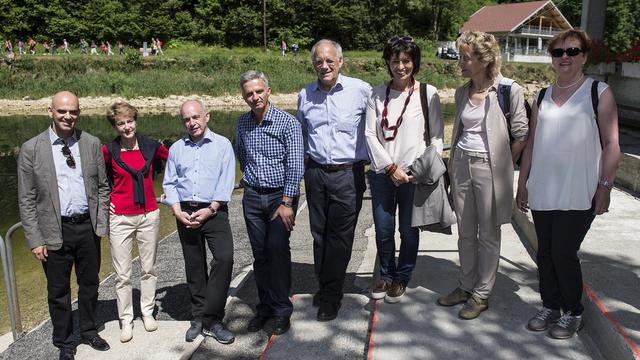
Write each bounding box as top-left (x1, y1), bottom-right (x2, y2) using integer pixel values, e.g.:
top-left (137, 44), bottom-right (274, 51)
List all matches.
top-left (271, 205), bottom-right (295, 231)
top-left (189, 208), bottom-right (215, 228)
top-left (32, 245), bottom-right (48, 262)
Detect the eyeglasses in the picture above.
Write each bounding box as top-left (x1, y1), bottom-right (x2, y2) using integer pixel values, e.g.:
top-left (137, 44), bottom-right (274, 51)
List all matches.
top-left (61, 145), bottom-right (76, 168)
top-left (550, 47), bottom-right (583, 58)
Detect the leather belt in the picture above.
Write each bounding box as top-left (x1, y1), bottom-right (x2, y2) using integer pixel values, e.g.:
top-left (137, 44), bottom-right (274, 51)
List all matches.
top-left (308, 159), bottom-right (366, 172)
top-left (243, 182), bottom-right (283, 194)
top-left (61, 213), bottom-right (90, 224)
top-left (180, 201), bottom-right (228, 212)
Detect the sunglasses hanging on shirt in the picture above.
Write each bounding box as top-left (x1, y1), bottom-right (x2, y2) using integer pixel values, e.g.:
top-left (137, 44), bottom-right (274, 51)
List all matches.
top-left (61, 144), bottom-right (76, 168)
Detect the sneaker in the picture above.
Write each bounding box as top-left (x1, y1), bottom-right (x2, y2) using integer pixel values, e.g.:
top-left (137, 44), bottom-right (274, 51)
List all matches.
top-left (120, 322), bottom-right (133, 343)
top-left (202, 322), bottom-right (235, 344)
top-left (458, 295), bottom-right (489, 320)
top-left (384, 281), bottom-right (407, 304)
top-left (437, 287), bottom-right (471, 307)
top-left (142, 315), bottom-right (158, 332)
top-left (549, 312), bottom-right (583, 339)
top-left (527, 307), bottom-right (561, 332)
top-left (185, 320), bottom-right (202, 342)
top-left (371, 280), bottom-right (391, 300)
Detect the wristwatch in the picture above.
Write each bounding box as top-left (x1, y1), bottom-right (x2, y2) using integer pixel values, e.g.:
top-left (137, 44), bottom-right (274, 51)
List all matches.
top-left (598, 178), bottom-right (614, 190)
top-left (208, 204), bottom-right (218, 215)
top-left (280, 201), bottom-right (293, 208)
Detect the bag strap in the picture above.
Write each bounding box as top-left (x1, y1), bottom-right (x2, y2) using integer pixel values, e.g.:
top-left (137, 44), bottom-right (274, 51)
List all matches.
top-left (419, 82), bottom-right (431, 146)
top-left (591, 80), bottom-right (604, 149)
top-left (536, 87), bottom-right (548, 110)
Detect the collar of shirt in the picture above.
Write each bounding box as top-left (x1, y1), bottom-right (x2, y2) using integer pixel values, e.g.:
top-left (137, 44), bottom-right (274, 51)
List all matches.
top-left (250, 103), bottom-right (275, 125)
top-left (312, 73), bottom-right (345, 93)
top-left (48, 126), bottom-right (78, 146)
top-left (183, 127), bottom-right (214, 146)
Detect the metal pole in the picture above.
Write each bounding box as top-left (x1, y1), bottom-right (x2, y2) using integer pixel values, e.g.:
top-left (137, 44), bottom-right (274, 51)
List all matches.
top-left (5, 222), bottom-right (23, 338)
top-left (0, 229), bottom-right (19, 340)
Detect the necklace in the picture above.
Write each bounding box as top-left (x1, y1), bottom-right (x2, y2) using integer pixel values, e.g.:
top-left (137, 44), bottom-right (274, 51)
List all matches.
top-left (381, 78), bottom-right (415, 141)
top-left (555, 74), bottom-right (584, 89)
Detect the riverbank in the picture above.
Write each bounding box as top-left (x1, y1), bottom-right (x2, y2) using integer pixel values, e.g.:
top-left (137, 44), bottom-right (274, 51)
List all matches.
top-left (0, 83), bottom-right (544, 116)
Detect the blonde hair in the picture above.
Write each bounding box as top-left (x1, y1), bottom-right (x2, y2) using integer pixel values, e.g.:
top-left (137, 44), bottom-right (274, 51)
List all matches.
top-left (106, 101), bottom-right (138, 126)
top-left (456, 31), bottom-right (502, 80)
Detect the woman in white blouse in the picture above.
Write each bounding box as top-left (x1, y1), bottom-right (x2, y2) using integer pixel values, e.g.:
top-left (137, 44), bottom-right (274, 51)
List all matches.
top-left (365, 36), bottom-right (444, 304)
top-left (437, 31), bottom-right (528, 320)
top-left (517, 29), bottom-right (620, 339)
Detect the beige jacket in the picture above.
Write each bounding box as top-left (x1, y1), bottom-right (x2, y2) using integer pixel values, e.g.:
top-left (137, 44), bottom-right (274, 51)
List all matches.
top-left (448, 77), bottom-right (529, 225)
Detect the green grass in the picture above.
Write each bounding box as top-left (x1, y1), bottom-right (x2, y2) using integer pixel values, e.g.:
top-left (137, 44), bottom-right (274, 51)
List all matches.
top-left (0, 45), bottom-right (556, 99)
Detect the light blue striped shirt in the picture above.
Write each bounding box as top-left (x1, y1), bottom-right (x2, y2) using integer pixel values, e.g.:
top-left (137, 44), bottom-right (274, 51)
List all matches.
top-left (297, 74), bottom-right (371, 165)
top-left (163, 128), bottom-right (235, 205)
top-left (49, 127), bottom-right (88, 216)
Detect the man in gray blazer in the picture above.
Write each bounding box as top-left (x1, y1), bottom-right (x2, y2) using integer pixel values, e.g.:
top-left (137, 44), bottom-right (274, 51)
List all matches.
top-left (18, 91), bottom-right (111, 360)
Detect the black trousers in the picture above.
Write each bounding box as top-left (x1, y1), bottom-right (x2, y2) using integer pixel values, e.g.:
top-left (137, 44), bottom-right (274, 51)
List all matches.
top-left (242, 187), bottom-right (295, 317)
top-left (532, 208), bottom-right (595, 315)
top-left (304, 165), bottom-right (366, 304)
top-left (43, 220), bottom-right (101, 350)
top-left (176, 207), bottom-right (233, 327)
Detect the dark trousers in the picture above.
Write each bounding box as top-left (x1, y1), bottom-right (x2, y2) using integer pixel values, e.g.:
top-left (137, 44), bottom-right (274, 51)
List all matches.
top-left (242, 187), bottom-right (295, 317)
top-left (43, 221), bottom-right (101, 350)
top-left (532, 208), bottom-right (595, 315)
top-left (177, 207), bottom-right (233, 327)
top-left (304, 165), bottom-right (366, 304)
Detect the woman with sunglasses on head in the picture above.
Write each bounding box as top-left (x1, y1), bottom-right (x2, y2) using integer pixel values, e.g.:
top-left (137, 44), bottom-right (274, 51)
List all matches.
top-left (102, 101), bottom-right (169, 343)
top-left (517, 29), bottom-right (620, 339)
top-left (437, 31), bottom-right (528, 319)
top-left (365, 36), bottom-right (444, 303)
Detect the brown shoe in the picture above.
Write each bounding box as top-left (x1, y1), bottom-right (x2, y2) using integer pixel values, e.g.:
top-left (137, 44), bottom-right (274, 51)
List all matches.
top-left (437, 287), bottom-right (471, 306)
top-left (458, 295), bottom-right (489, 320)
top-left (371, 280), bottom-right (391, 300)
top-left (384, 281), bottom-right (407, 304)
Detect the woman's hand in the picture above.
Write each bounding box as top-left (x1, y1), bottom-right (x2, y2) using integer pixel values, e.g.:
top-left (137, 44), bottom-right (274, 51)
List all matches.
top-left (516, 183), bottom-right (529, 213)
top-left (390, 167), bottom-right (411, 186)
top-left (593, 186), bottom-right (611, 215)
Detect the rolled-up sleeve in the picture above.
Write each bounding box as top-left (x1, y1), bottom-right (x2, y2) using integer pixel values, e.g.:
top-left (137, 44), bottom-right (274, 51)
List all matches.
top-left (283, 119), bottom-right (304, 197)
top-left (212, 140), bottom-right (236, 202)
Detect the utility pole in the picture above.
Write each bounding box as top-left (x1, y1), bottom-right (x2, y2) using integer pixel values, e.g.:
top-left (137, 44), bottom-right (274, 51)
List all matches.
top-left (581, 0), bottom-right (607, 41)
top-left (263, 0), bottom-right (267, 50)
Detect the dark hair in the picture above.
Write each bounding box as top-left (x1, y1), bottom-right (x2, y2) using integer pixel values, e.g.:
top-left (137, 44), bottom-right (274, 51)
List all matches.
top-left (382, 36), bottom-right (421, 78)
top-left (548, 29), bottom-right (592, 55)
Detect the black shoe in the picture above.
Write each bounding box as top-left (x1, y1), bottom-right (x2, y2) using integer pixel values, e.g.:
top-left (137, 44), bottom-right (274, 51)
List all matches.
top-left (317, 301), bottom-right (341, 322)
top-left (247, 314), bottom-right (270, 333)
top-left (312, 292), bottom-right (322, 307)
top-left (81, 335), bottom-right (110, 351)
top-left (59, 348), bottom-right (75, 360)
top-left (185, 320), bottom-right (202, 342)
top-left (202, 322), bottom-right (235, 344)
top-left (271, 316), bottom-right (291, 335)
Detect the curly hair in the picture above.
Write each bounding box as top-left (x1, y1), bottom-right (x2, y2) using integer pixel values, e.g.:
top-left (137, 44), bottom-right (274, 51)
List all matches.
top-left (456, 31), bottom-right (502, 80)
top-left (382, 36), bottom-right (421, 78)
top-left (106, 101), bottom-right (138, 126)
top-left (547, 29), bottom-right (592, 55)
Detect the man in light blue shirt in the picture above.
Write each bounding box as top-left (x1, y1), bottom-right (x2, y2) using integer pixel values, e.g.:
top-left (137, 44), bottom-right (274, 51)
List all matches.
top-left (297, 39), bottom-right (371, 322)
top-left (163, 98), bottom-right (236, 344)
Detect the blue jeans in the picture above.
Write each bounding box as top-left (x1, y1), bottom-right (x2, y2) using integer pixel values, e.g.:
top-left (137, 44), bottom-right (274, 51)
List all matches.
top-left (368, 171), bottom-right (419, 284)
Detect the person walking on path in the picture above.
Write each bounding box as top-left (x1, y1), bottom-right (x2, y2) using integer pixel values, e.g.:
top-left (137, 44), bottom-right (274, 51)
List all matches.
top-left (365, 36), bottom-right (444, 304)
top-left (437, 31), bottom-right (528, 320)
top-left (18, 40), bottom-right (24, 55)
top-left (63, 39), bottom-right (71, 54)
top-left (18, 91), bottom-right (111, 360)
top-left (103, 101), bottom-right (169, 343)
top-left (280, 40), bottom-right (287, 56)
top-left (28, 37), bottom-right (36, 55)
top-left (517, 29), bottom-right (620, 339)
top-left (297, 39), bottom-right (371, 322)
top-left (163, 99), bottom-right (236, 344)
top-left (236, 70), bottom-right (304, 336)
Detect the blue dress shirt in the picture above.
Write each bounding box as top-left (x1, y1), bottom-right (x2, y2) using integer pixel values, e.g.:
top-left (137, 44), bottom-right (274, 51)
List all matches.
top-left (163, 128), bottom-right (235, 205)
top-left (49, 127), bottom-right (89, 216)
top-left (235, 105), bottom-right (304, 197)
top-left (297, 74), bottom-right (371, 165)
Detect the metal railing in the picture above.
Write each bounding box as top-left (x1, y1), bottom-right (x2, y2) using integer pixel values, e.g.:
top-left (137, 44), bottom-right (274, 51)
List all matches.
top-left (519, 25), bottom-right (564, 36)
top-left (1, 222), bottom-right (23, 341)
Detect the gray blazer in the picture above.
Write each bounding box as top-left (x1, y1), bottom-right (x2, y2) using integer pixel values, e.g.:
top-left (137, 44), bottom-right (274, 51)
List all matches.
top-left (17, 128), bottom-right (110, 250)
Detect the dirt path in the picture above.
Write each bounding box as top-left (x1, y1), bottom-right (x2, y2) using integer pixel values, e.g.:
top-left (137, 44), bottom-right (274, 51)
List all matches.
top-left (0, 89), bottom-right (458, 116)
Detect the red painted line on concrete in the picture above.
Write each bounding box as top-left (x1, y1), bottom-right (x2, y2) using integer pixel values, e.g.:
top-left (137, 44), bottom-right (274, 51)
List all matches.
top-left (366, 300), bottom-right (379, 360)
top-left (584, 283), bottom-right (640, 357)
top-left (259, 294), bottom-right (297, 360)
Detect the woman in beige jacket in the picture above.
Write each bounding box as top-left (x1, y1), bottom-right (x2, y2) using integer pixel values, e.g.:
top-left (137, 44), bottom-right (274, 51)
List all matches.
top-left (437, 31), bottom-right (528, 319)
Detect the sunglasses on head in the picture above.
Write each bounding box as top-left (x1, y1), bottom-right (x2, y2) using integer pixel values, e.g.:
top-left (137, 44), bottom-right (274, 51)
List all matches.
top-left (61, 145), bottom-right (76, 168)
top-left (388, 36), bottom-right (414, 45)
top-left (550, 47), bottom-right (583, 58)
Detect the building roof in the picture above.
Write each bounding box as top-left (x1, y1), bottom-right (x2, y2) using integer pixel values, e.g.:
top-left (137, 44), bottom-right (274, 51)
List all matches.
top-left (460, 1), bottom-right (563, 33)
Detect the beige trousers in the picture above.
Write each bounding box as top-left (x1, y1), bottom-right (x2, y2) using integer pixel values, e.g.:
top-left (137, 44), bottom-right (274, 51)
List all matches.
top-left (109, 209), bottom-right (160, 324)
top-left (451, 149), bottom-right (501, 299)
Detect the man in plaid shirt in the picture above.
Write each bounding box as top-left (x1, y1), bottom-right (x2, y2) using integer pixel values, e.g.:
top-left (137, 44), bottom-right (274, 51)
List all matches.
top-left (235, 70), bottom-right (304, 335)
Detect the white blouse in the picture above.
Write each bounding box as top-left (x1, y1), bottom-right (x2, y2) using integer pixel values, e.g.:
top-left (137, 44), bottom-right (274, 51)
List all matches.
top-left (365, 82), bottom-right (444, 173)
top-left (528, 78), bottom-right (607, 211)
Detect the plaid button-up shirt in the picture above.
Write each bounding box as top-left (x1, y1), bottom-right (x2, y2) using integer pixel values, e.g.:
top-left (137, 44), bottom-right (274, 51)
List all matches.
top-left (235, 105), bottom-right (304, 197)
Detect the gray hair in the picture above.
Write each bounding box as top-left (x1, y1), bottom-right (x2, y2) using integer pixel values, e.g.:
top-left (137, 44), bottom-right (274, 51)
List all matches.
top-left (310, 39), bottom-right (343, 62)
top-left (239, 70), bottom-right (270, 88)
top-left (181, 96), bottom-right (208, 115)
